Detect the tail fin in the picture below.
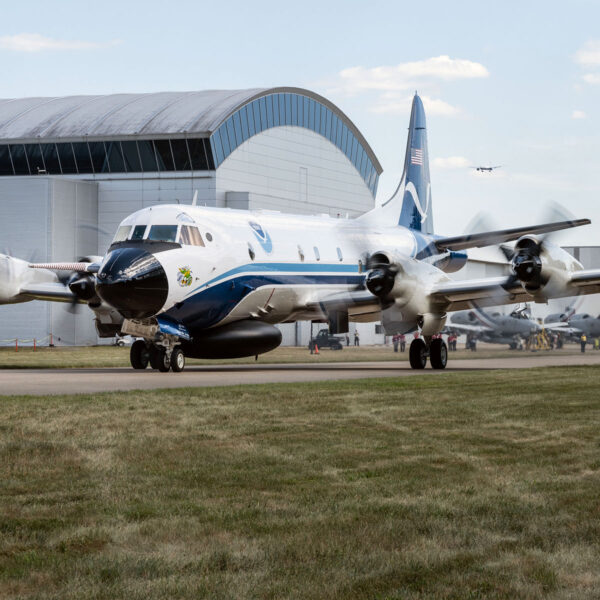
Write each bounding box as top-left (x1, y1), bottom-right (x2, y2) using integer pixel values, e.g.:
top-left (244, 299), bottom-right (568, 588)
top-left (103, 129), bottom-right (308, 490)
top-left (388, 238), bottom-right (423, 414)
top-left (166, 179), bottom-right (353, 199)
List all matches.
top-left (362, 93), bottom-right (434, 234)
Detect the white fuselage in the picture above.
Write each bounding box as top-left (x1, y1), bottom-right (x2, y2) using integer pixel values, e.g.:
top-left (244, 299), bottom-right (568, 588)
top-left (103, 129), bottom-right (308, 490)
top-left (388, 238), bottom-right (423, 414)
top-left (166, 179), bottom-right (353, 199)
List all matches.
top-left (107, 204), bottom-right (446, 333)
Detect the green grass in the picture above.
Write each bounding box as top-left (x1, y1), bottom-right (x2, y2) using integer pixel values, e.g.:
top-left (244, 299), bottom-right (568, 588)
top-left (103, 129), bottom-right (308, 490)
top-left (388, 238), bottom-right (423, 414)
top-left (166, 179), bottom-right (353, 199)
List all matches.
top-left (0, 343), bottom-right (585, 369)
top-left (1, 367), bottom-right (600, 598)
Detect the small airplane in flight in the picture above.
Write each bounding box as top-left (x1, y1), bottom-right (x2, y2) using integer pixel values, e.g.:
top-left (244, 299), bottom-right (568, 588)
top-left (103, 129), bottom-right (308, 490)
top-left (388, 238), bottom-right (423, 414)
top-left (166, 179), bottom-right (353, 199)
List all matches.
top-left (471, 165), bottom-right (502, 173)
top-left (2, 93), bottom-right (600, 372)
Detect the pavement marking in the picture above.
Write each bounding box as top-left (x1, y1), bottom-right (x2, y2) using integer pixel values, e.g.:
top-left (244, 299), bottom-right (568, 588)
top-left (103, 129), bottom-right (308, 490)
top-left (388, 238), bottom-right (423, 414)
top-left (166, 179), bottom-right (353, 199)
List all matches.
top-left (1, 353), bottom-right (599, 396)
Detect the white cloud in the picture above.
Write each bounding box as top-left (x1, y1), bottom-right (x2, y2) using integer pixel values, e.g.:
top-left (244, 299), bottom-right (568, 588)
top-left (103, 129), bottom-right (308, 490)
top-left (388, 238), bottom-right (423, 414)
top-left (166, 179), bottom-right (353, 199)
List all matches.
top-left (574, 40), bottom-right (600, 66)
top-left (335, 56), bottom-right (489, 95)
top-left (432, 156), bottom-right (471, 169)
top-left (0, 33), bottom-right (120, 52)
top-left (572, 110), bottom-right (587, 119)
top-left (582, 73), bottom-right (600, 84)
top-left (371, 94), bottom-right (460, 117)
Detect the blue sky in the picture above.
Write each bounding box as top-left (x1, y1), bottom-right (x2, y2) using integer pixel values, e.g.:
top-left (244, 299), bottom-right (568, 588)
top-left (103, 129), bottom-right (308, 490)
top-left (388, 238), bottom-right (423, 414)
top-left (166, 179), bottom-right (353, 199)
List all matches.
top-left (2, 0), bottom-right (600, 243)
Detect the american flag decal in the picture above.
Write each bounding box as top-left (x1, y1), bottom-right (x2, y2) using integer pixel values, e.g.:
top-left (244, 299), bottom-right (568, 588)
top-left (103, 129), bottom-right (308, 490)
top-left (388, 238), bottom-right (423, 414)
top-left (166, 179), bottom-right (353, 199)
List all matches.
top-left (411, 148), bottom-right (423, 165)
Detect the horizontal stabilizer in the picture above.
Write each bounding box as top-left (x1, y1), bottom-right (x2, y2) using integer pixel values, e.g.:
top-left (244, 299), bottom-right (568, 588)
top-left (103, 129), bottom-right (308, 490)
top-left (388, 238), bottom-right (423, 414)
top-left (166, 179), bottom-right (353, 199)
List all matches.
top-left (435, 219), bottom-right (591, 252)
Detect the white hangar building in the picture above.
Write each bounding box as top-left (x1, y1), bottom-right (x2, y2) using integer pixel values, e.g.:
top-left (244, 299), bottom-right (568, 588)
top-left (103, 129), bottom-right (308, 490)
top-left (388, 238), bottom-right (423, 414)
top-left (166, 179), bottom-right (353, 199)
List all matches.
top-left (0, 88), bottom-right (382, 345)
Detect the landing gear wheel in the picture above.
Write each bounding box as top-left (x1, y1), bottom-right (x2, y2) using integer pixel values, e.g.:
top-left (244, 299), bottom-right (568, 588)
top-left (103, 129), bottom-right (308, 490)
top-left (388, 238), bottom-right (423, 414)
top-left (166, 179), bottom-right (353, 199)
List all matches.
top-left (430, 339), bottom-right (448, 370)
top-left (150, 346), bottom-right (171, 372)
top-left (170, 348), bottom-right (185, 372)
top-left (130, 340), bottom-right (149, 369)
top-left (409, 338), bottom-right (427, 369)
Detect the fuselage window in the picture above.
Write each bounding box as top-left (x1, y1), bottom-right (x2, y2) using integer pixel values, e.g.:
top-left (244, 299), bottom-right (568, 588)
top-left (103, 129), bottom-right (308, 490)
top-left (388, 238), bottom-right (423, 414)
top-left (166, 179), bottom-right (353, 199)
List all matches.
top-left (179, 225), bottom-right (205, 246)
top-left (298, 245), bottom-right (305, 262)
top-left (147, 224), bottom-right (178, 242)
top-left (112, 225), bottom-right (131, 243)
top-left (248, 242), bottom-right (256, 261)
top-left (205, 232), bottom-right (213, 242)
top-left (336, 247), bottom-right (343, 262)
top-left (130, 224), bottom-right (147, 240)
top-left (313, 246), bottom-right (320, 261)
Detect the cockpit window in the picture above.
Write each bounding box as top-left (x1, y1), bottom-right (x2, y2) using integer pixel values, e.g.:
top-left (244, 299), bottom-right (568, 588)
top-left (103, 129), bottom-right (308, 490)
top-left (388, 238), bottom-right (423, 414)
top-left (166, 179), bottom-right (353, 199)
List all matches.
top-left (131, 225), bottom-right (147, 240)
top-left (147, 225), bottom-right (178, 242)
top-left (112, 225), bottom-right (131, 243)
top-left (179, 225), bottom-right (205, 246)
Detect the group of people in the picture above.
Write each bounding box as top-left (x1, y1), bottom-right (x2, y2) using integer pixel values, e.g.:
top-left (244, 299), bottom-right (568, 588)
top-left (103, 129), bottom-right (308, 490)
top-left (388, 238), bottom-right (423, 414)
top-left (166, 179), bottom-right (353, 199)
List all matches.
top-left (391, 332), bottom-right (459, 352)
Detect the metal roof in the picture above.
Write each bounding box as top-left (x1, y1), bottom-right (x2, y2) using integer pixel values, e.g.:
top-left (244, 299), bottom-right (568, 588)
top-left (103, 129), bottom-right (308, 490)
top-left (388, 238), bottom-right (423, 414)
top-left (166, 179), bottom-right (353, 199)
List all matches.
top-left (0, 87), bottom-right (382, 173)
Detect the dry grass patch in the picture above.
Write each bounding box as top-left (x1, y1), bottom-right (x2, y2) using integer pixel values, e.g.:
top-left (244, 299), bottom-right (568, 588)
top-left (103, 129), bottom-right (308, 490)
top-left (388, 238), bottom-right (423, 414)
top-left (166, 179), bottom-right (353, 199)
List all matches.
top-left (1, 366), bottom-right (600, 598)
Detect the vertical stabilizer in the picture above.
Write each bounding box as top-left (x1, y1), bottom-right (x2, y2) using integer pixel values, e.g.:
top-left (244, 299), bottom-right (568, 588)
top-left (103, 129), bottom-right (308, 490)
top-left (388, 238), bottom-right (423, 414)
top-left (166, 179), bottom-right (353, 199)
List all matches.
top-left (361, 93), bottom-right (434, 234)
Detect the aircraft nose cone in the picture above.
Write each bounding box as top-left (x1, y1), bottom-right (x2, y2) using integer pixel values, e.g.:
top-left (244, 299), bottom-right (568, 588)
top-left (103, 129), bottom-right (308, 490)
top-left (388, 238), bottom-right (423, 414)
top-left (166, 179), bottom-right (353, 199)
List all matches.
top-left (96, 247), bottom-right (168, 319)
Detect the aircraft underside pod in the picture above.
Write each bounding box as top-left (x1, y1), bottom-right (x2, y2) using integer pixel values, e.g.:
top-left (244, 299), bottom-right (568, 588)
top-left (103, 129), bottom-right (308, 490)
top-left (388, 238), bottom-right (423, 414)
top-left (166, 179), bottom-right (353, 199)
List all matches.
top-left (182, 320), bottom-right (282, 359)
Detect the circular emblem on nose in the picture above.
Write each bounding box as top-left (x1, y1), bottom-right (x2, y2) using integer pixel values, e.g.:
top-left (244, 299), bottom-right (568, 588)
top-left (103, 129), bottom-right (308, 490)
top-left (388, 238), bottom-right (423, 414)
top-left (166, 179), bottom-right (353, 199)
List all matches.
top-left (177, 266), bottom-right (192, 287)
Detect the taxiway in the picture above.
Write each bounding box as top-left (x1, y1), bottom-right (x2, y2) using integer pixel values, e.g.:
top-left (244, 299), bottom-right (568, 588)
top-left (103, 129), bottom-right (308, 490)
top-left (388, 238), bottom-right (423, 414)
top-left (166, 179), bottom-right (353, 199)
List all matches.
top-left (1, 352), bottom-right (600, 395)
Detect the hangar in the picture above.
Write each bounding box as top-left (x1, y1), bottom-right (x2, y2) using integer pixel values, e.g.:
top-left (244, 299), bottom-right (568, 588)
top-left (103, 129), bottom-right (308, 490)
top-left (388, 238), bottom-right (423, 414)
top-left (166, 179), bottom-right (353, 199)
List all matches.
top-left (0, 88), bottom-right (382, 345)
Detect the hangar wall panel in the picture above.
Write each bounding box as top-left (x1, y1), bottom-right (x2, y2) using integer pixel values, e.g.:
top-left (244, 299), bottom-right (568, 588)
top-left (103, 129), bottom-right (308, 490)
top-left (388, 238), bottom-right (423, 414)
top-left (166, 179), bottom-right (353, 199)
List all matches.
top-left (0, 177), bottom-right (99, 345)
top-left (216, 127), bottom-right (374, 217)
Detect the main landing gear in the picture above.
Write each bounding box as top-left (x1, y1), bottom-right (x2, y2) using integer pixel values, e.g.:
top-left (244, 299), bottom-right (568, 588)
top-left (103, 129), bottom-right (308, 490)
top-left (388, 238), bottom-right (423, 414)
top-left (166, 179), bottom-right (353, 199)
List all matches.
top-left (409, 337), bottom-right (447, 370)
top-left (130, 339), bottom-right (186, 372)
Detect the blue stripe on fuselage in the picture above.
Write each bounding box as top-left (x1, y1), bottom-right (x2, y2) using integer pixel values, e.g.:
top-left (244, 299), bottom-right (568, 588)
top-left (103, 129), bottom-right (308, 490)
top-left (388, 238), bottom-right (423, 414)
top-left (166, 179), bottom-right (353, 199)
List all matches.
top-left (169, 268), bottom-right (364, 331)
top-left (184, 262), bottom-right (361, 298)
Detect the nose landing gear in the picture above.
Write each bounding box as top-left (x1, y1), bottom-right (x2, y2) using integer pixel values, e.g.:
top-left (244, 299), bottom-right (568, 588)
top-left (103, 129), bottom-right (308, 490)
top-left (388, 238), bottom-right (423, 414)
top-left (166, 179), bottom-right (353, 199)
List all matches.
top-left (129, 338), bottom-right (186, 372)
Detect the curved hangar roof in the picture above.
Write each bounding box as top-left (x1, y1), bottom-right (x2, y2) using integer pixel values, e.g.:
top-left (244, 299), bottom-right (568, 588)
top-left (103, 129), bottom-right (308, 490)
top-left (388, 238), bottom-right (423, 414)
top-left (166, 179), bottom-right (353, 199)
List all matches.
top-left (0, 88), bottom-right (382, 194)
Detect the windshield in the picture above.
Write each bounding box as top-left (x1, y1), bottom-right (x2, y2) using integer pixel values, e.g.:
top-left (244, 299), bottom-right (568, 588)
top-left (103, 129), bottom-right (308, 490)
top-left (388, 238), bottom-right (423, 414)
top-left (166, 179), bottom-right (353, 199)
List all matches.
top-left (147, 225), bottom-right (178, 242)
top-left (131, 225), bottom-right (147, 240)
top-left (112, 225), bottom-right (131, 243)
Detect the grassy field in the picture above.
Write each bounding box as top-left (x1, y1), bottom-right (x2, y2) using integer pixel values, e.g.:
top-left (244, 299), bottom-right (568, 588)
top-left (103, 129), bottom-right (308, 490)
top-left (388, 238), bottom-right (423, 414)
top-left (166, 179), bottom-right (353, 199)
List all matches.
top-left (0, 343), bottom-right (587, 369)
top-left (1, 367), bottom-right (600, 599)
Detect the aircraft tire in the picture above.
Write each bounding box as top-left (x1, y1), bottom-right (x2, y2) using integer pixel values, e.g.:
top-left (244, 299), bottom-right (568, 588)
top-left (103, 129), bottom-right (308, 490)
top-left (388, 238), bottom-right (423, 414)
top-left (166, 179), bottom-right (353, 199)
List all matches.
top-left (430, 339), bottom-right (448, 369)
top-left (130, 340), bottom-right (149, 369)
top-left (150, 346), bottom-right (171, 372)
top-left (409, 339), bottom-right (427, 369)
top-left (171, 348), bottom-right (185, 372)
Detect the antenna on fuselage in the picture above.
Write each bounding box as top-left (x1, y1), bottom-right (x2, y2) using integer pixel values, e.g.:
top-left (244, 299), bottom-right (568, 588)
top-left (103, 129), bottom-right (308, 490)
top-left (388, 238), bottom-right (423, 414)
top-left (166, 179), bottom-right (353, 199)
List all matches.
top-left (192, 190), bottom-right (198, 206)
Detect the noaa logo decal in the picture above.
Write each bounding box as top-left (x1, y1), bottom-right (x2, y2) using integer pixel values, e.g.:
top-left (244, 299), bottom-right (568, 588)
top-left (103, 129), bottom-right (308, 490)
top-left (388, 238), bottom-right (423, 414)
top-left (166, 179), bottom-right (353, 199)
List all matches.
top-left (177, 266), bottom-right (193, 287)
top-left (249, 221), bottom-right (273, 253)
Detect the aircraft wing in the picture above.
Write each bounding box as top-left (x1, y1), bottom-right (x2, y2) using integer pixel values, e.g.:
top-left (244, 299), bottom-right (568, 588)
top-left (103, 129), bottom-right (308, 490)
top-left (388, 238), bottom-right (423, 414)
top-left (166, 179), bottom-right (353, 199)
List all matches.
top-left (446, 322), bottom-right (492, 333)
top-left (308, 290), bottom-right (381, 319)
top-left (430, 276), bottom-right (531, 312)
top-left (434, 219), bottom-right (590, 252)
top-left (19, 282), bottom-right (77, 303)
top-left (569, 268), bottom-right (600, 295)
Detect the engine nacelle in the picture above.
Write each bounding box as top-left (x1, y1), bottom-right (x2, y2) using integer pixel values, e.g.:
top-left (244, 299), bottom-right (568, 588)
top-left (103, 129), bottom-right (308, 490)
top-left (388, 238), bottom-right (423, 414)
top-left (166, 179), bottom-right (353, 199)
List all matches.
top-left (511, 236), bottom-right (581, 300)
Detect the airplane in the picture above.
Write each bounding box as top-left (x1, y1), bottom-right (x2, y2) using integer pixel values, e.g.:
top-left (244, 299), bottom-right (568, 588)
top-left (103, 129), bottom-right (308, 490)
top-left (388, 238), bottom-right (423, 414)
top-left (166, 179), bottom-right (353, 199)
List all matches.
top-left (2, 92), bottom-right (600, 373)
top-left (564, 313), bottom-right (600, 339)
top-left (448, 305), bottom-right (541, 349)
top-left (470, 165), bottom-right (502, 173)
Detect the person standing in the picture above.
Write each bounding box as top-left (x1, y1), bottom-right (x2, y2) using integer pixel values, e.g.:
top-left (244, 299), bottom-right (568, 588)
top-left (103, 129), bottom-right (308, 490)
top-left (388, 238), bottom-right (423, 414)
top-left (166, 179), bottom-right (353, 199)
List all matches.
top-left (392, 334), bottom-right (399, 352)
top-left (345, 333), bottom-right (350, 347)
top-left (354, 331), bottom-right (360, 346)
top-left (399, 334), bottom-right (406, 352)
top-left (581, 333), bottom-right (587, 353)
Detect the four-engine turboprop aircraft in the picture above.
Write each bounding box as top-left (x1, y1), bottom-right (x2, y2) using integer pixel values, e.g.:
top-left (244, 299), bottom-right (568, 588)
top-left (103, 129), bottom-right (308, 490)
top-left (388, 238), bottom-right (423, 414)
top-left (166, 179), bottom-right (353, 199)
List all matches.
top-left (2, 93), bottom-right (600, 372)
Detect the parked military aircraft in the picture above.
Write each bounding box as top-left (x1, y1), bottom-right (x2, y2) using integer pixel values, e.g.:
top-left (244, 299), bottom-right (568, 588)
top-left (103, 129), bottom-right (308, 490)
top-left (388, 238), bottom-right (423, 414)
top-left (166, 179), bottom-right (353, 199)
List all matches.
top-left (2, 93), bottom-right (600, 372)
top-left (564, 313), bottom-right (600, 338)
top-left (448, 306), bottom-right (540, 348)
